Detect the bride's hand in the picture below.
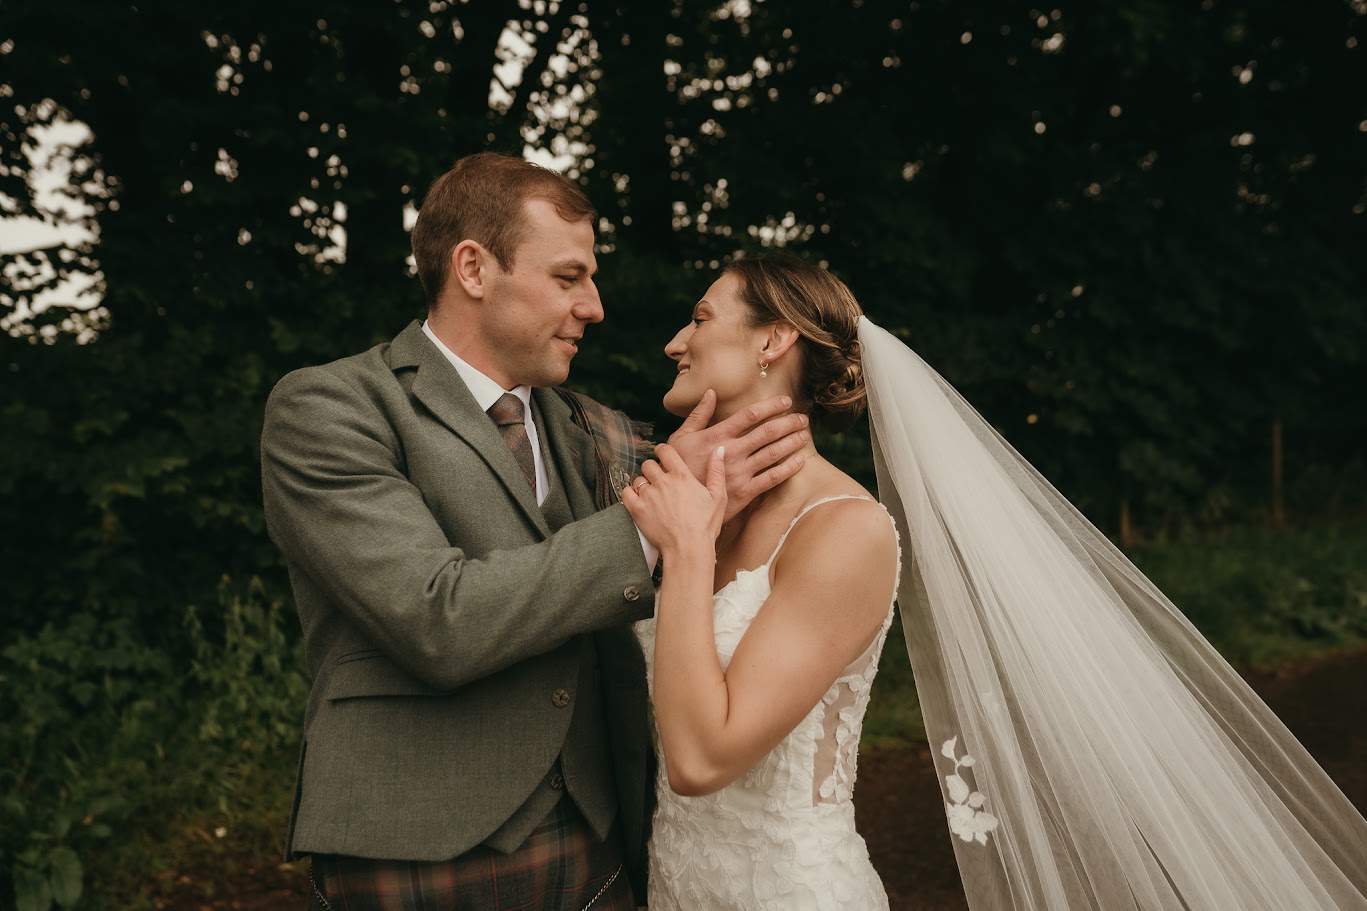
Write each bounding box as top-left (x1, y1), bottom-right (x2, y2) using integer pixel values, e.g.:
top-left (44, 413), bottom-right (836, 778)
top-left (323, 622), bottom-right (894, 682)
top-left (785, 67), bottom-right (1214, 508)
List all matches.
top-left (621, 443), bottom-right (727, 557)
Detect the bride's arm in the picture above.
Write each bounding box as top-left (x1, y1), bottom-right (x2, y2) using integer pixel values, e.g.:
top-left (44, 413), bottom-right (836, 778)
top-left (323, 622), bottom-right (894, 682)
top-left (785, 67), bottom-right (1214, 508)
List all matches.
top-left (623, 447), bottom-right (899, 797)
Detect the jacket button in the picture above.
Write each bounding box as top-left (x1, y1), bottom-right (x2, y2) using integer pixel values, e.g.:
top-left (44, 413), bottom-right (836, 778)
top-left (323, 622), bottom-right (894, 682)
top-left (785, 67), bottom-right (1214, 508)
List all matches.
top-left (623, 585), bottom-right (640, 602)
top-left (552, 688), bottom-right (571, 707)
top-left (549, 772), bottom-right (564, 790)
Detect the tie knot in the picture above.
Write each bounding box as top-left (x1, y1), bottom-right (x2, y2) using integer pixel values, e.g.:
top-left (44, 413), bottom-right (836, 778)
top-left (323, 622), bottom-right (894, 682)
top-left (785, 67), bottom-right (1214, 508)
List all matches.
top-left (488, 392), bottom-right (526, 428)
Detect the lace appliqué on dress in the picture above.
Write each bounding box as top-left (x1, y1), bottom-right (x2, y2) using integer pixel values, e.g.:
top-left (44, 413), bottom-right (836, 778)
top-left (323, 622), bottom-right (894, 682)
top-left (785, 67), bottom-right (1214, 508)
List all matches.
top-left (635, 495), bottom-right (899, 911)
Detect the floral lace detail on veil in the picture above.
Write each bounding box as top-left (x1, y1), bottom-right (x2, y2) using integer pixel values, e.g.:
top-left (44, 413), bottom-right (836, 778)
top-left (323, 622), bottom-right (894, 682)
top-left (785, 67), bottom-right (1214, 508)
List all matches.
top-left (941, 737), bottom-right (1000, 846)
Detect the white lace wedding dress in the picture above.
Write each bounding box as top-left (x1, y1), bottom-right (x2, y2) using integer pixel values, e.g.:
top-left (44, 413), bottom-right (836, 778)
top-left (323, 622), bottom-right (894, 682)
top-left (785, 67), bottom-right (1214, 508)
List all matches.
top-left (634, 496), bottom-right (898, 910)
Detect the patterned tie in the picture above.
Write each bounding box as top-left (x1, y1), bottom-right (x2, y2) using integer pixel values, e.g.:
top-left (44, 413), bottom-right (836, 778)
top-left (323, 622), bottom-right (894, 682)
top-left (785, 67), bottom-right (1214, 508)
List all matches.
top-left (488, 393), bottom-right (537, 492)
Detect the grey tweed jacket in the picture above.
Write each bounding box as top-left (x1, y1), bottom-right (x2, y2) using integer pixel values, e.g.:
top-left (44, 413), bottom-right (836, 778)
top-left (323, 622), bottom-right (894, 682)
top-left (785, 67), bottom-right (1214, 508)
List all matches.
top-left (260, 321), bottom-right (655, 877)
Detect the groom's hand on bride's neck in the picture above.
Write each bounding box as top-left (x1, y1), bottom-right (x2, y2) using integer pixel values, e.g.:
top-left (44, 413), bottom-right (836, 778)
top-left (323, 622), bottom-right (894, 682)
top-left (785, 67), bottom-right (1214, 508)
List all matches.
top-left (666, 389), bottom-right (810, 522)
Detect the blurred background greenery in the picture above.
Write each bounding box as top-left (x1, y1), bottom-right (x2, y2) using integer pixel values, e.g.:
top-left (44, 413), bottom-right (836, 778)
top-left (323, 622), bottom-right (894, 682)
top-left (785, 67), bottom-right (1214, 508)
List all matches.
top-left (1, 0), bottom-right (1364, 907)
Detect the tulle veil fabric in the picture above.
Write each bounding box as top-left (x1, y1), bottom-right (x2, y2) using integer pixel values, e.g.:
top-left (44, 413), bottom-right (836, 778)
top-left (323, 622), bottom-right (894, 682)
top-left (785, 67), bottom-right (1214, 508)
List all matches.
top-left (858, 316), bottom-right (1367, 910)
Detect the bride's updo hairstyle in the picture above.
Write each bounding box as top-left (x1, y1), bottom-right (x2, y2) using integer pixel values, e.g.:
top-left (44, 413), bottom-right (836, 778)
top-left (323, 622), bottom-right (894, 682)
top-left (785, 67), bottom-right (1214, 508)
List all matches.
top-left (724, 255), bottom-right (867, 432)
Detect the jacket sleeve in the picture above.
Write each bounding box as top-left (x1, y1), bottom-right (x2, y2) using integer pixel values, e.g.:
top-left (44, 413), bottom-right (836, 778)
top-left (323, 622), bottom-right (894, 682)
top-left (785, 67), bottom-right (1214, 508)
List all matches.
top-left (261, 365), bottom-right (655, 691)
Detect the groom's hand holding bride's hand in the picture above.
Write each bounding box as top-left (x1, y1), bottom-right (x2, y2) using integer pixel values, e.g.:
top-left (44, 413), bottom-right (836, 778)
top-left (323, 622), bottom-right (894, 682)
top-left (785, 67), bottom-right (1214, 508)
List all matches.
top-left (666, 389), bottom-right (809, 522)
top-left (621, 444), bottom-right (727, 559)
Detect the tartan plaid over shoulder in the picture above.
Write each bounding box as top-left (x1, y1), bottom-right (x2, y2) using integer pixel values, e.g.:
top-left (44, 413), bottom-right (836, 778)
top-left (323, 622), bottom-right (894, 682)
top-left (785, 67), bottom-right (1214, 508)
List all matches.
top-left (552, 388), bottom-right (654, 510)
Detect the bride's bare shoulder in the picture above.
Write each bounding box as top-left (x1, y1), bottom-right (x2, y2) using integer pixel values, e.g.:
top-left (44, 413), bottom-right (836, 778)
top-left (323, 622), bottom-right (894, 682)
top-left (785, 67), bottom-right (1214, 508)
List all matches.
top-left (780, 468), bottom-right (897, 577)
top-left (766, 488), bottom-right (898, 636)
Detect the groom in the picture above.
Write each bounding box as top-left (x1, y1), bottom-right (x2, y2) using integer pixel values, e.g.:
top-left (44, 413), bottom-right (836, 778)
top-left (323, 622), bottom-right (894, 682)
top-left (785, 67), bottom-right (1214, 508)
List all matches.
top-left (260, 152), bottom-right (809, 909)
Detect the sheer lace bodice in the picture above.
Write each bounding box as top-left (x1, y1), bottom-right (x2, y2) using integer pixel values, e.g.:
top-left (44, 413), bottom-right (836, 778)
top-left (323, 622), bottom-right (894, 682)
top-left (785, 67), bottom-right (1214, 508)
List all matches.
top-left (634, 496), bottom-right (898, 910)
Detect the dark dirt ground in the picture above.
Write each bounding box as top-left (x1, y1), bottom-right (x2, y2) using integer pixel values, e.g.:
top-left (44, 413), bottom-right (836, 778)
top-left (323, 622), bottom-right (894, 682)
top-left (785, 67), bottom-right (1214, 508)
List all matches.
top-left (163, 647), bottom-right (1367, 911)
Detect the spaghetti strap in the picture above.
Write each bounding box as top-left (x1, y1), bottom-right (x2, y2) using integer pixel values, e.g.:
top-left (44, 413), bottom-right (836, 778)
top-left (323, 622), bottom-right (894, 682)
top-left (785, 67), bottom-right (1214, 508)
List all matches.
top-left (765, 495), bottom-right (884, 566)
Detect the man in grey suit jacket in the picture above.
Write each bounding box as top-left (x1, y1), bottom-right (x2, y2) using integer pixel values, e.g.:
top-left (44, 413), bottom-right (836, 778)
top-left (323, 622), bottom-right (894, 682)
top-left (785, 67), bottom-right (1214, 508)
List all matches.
top-left (261, 152), bottom-right (809, 909)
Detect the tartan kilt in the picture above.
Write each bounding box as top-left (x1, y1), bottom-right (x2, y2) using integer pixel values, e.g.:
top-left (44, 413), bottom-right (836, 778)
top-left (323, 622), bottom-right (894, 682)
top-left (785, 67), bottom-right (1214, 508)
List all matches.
top-left (307, 797), bottom-right (635, 911)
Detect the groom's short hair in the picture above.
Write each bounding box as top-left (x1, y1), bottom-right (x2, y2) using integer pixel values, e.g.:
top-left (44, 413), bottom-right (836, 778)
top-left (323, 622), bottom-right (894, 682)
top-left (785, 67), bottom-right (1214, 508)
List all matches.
top-left (413, 152), bottom-right (597, 309)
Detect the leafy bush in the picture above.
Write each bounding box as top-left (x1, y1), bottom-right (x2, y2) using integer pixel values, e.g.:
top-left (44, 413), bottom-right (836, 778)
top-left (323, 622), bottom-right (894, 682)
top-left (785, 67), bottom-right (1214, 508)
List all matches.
top-left (1129, 521), bottom-right (1367, 668)
top-left (2, 577), bottom-right (307, 911)
top-left (1, 611), bottom-right (165, 911)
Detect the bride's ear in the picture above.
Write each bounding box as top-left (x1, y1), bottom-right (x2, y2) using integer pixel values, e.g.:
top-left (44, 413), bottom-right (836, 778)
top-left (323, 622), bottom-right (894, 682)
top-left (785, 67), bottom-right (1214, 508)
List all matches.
top-left (761, 323), bottom-right (801, 364)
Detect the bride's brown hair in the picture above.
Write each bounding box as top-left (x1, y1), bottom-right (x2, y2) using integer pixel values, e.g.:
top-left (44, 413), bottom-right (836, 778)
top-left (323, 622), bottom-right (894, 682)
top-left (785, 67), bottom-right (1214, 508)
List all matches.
top-left (725, 255), bottom-right (867, 432)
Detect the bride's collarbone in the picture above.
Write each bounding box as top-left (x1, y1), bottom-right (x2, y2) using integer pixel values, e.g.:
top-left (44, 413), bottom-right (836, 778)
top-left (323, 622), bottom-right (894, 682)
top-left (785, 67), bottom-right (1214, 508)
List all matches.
top-left (711, 483), bottom-right (870, 593)
top-left (711, 511), bottom-right (787, 592)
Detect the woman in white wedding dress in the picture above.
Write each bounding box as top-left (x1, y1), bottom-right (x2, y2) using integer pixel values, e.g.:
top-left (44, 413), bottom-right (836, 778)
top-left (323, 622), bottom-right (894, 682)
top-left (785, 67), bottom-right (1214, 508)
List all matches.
top-left (624, 254), bottom-right (1367, 911)
top-left (623, 257), bottom-right (897, 909)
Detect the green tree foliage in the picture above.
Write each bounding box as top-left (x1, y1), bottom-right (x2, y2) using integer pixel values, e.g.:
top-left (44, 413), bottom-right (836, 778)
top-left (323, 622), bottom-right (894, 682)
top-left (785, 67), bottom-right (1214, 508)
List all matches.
top-left (0, 0), bottom-right (1359, 664)
top-left (2, 0), bottom-right (1362, 642)
top-left (1, 579), bottom-right (307, 908)
top-left (639, 0), bottom-right (1367, 521)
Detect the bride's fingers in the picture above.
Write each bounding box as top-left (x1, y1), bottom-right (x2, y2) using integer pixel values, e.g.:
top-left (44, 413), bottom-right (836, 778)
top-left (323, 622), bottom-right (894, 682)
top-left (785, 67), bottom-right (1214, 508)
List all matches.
top-left (640, 459), bottom-right (665, 484)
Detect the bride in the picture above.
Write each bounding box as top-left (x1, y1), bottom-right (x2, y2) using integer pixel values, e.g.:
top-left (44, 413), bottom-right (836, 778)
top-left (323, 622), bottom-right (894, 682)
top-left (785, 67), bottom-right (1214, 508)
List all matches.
top-left (623, 254), bottom-right (1367, 910)
top-left (625, 256), bottom-right (898, 909)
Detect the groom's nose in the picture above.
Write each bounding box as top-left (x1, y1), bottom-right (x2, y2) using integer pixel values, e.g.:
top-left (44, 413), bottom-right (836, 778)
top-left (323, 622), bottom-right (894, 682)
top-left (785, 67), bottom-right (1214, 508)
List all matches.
top-left (573, 280), bottom-right (603, 323)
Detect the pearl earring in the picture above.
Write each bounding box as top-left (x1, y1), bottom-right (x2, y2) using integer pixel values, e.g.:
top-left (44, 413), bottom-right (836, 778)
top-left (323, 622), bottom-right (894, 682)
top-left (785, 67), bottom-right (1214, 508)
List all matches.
top-left (759, 359), bottom-right (768, 378)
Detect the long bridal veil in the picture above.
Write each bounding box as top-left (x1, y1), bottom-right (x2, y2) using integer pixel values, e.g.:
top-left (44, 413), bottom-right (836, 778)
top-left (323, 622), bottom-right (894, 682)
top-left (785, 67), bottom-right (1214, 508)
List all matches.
top-left (859, 316), bottom-right (1367, 910)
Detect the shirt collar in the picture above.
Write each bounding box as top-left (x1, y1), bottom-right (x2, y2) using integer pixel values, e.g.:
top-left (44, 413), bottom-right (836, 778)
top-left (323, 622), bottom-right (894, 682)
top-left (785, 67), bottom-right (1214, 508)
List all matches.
top-left (421, 321), bottom-right (532, 414)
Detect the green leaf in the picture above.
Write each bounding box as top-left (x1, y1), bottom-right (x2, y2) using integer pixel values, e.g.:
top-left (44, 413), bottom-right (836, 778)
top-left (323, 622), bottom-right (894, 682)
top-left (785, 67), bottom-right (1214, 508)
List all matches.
top-left (49, 809), bottom-right (73, 840)
top-left (48, 847), bottom-right (83, 908)
top-left (85, 794), bottom-right (127, 819)
top-left (2, 794), bottom-right (28, 820)
top-left (13, 864), bottom-right (53, 911)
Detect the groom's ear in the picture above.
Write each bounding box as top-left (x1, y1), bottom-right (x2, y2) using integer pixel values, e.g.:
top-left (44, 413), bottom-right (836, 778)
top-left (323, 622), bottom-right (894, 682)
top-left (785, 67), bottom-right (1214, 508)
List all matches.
top-left (451, 240), bottom-right (492, 300)
top-left (762, 323), bottom-right (801, 363)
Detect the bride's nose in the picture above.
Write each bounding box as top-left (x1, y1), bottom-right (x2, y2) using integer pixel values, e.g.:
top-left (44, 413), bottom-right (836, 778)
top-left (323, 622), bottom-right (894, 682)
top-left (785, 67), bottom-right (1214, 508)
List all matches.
top-left (665, 326), bottom-right (688, 360)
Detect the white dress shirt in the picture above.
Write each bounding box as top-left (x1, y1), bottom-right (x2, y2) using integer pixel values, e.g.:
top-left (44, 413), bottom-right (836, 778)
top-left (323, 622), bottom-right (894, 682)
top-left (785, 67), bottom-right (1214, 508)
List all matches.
top-left (421, 321), bottom-right (658, 569)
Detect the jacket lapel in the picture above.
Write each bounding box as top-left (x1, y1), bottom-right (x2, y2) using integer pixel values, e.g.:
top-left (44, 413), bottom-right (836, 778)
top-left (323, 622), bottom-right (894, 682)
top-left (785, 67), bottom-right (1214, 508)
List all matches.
top-left (387, 321), bottom-right (550, 537)
top-left (534, 387), bottom-right (600, 521)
